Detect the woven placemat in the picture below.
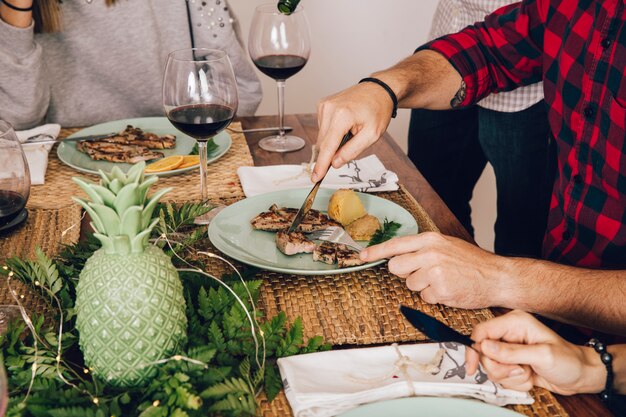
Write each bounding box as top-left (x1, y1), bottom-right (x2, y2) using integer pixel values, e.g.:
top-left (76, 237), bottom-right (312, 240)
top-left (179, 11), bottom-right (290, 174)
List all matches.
top-left (0, 123), bottom-right (252, 262)
top-left (32, 122), bottom-right (251, 207)
top-left (0, 205), bottom-right (82, 262)
top-left (0, 130), bottom-right (570, 416)
top-left (198, 185), bottom-right (493, 344)
top-left (198, 186), bottom-right (569, 417)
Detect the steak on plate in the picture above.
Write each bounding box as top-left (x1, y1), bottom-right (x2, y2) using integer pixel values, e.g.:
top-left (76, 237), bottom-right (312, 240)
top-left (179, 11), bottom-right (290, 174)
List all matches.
top-left (76, 141), bottom-right (164, 163)
top-left (250, 204), bottom-right (341, 232)
top-left (335, 244), bottom-right (365, 268)
top-left (312, 241), bottom-right (337, 264)
top-left (275, 231), bottom-right (316, 256)
top-left (76, 124), bottom-right (176, 163)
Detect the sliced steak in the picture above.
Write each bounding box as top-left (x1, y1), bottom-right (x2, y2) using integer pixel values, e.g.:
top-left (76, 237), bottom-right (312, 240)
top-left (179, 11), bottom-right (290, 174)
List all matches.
top-left (77, 141), bottom-right (164, 163)
top-left (276, 231), bottom-right (316, 255)
top-left (252, 205), bottom-right (341, 232)
top-left (250, 210), bottom-right (290, 231)
top-left (313, 242), bottom-right (337, 264)
top-left (335, 244), bottom-right (365, 268)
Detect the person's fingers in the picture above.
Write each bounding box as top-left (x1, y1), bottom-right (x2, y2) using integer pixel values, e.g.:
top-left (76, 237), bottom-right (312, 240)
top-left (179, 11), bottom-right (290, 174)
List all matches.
top-left (491, 363), bottom-right (534, 392)
top-left (405, 272), bottom-right (430, 292)
top-left (465, 346), bottom-right (481, 375)
top-left (330, 127), bottom-right (376, 168)
top-left (418, 285), bottom-right (439, 304)
top-left (480, 339), bottom-right (556, 370)
top-left (360, 232), bottom-right (446, 262)
top-left (480, 355), bottom-right (526, 382)
top-left (471, 310), bottom-right (559, 346)
top-left (387, 252), bottom-right (426, 277)
top-left (313, 119), bottom-right (351, 182)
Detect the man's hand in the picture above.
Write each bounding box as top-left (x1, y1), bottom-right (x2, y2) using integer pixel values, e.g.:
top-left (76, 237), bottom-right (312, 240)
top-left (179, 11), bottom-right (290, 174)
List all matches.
top-left (359, 231), bottom-right (509, 309)
top-left (312, 82), bottom-right (393, 182)
top-left (465, 311), bottom-right (605, 395)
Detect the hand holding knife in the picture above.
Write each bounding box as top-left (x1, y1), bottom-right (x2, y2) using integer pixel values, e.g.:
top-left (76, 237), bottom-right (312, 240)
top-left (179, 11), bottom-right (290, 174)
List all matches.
top-left (287, 132), bottom-right (353, 233)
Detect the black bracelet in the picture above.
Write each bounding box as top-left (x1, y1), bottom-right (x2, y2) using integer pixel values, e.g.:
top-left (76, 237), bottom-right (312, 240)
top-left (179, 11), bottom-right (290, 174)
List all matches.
top-left (0, 0), bottom-right (33, 12)
top-left (587, 338), bottom-right (614, 404)
top-left (358, 77), bottom-right (398, 118)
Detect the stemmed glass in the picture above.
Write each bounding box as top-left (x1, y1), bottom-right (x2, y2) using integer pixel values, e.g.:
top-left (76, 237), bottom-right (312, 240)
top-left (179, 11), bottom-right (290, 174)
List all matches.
top-left (0, 121), bottom-right (30, 234)
top-left (163, 48), bottom-right (238, 223)
top-left (249, 3), bottom-right (311, 152)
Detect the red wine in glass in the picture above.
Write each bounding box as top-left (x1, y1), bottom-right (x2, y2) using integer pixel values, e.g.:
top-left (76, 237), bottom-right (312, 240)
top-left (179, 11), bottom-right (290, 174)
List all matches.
top-left (163, 48), bottom-right (238, 224)
top-left (248, 3), bottom-right (310, 152)
top-left (167, 104), bottom-right (235, 141)
top-left (253, 54), bottom-right (307, 81)
top-left (0, 190), bottom-right (26, 226)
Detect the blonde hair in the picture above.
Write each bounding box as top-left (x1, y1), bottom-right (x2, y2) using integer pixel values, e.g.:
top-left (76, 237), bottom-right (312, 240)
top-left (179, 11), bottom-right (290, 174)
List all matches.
top-left (34, 0), bottom-right (117, 33)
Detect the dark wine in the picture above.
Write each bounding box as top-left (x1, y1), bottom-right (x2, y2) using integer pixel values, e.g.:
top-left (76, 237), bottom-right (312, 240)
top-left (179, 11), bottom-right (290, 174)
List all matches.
top-left (253, 55), bottom-right (307, 80)
top-left (0, 190), bottom-right (26, 226)
top-left (167, 104), bottom-right (235, 140)
top-left (277, 0), bottom-right (301, 14)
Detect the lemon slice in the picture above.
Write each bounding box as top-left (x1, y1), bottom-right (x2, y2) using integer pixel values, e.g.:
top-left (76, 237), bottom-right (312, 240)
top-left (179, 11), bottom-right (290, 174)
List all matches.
top-left (177, 155), bottom-right (200, 169)
top-left (144, 155), bottom-right (184, 173)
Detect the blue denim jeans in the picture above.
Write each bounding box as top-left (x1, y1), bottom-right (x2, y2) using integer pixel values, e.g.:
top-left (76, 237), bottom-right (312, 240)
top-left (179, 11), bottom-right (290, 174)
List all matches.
top-left (408, 100), bottom-right (553, 257)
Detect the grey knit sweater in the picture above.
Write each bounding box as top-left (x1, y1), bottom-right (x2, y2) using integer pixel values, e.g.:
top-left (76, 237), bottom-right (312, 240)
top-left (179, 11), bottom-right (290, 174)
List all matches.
top-left (0, 0), bottom-right (262, 130)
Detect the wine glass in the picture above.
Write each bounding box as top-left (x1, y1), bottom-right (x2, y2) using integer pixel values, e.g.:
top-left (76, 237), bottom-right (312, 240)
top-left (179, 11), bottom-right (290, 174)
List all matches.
top-left (163, 48), bottom-right (238, 223)
top-left (249, 3), bottom-right (311, 152)
top-left (0, 121), bottom-right (30, 234)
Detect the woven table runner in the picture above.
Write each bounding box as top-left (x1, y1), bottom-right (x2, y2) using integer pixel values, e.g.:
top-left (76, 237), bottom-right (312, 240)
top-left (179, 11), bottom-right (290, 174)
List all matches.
top-left (0, 122), bottom-right (253, 262)
top-left (197, 186), bottom-right (569, 417)
top-left (0, 129), bottom-right (569, 417)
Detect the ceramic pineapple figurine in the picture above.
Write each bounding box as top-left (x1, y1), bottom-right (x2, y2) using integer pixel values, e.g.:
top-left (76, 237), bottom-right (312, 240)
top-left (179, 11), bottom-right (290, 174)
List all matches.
top-left (73, 163), bottom-right (187, 387)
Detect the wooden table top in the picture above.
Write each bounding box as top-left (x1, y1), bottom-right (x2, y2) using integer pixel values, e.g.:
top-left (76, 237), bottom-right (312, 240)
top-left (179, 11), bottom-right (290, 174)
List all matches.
top-left (237, 113), bottom-right (613, 417)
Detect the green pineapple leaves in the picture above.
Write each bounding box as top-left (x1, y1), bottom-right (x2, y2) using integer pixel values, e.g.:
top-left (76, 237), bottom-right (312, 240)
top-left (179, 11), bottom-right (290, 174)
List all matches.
top-left (72, 162), bottom-right (171, 255)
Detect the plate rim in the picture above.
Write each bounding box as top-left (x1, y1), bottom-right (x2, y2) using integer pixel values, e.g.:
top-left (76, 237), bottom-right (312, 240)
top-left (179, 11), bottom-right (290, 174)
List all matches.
top-left (338, 397), bottom-right (526, 416)
top-left (56, 116), bottom-right (231, 177)
top-left (207, 188), bottom-right (419, 276)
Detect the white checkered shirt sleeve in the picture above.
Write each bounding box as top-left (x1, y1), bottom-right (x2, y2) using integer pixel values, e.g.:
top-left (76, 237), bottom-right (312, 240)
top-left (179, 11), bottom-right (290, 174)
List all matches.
top-left (428, 0), bottom-right (544, 112)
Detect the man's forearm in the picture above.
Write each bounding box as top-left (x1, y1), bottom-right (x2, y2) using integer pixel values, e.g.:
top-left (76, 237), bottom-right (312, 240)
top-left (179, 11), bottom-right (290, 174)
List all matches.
top-left (500, 258), bottom-right (626, 335)
top-left (370, 50), bottom-right (464, 111)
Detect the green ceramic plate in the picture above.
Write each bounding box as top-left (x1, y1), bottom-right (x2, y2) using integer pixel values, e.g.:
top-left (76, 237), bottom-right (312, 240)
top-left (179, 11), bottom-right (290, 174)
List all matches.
top-left (207, 188), bottom-right (418, 275)
top-left (56, 117), bottom-right (232, 177)
top-left (339, 397), bottom-right (525, 417)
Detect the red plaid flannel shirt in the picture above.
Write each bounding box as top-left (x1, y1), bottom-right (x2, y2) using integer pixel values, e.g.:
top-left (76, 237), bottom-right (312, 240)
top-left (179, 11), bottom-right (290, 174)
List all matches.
top-left (423, 0), bottom-right (626, 268)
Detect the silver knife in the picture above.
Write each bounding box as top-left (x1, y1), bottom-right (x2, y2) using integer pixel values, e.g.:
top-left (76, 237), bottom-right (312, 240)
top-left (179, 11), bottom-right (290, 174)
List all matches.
top-left (400, 305), bottom-right (474, 347)
top-left (26, 133), bottom-right (118, 144)
top-left (287, 132), bottom-right (353, 233)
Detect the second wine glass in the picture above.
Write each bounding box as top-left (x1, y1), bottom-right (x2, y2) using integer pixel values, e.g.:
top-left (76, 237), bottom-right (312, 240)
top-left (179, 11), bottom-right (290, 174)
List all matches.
top-left (249, 3), bottom-right (311, 152)
top-left (163, 48), bottom-right (238, 223)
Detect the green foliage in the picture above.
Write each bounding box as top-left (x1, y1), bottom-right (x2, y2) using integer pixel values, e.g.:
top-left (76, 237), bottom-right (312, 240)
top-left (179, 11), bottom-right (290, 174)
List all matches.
top-left (368, 218), bottom-right (402, 247)
top-left (1, 202), bottom-right (329, 417)
top-left (153, 202), bottom-right (213, 259)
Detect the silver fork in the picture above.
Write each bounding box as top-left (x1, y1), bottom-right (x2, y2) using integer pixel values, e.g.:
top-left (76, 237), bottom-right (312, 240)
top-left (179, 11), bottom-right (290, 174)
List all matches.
top-left (307, 226), bottom-right (364, 252)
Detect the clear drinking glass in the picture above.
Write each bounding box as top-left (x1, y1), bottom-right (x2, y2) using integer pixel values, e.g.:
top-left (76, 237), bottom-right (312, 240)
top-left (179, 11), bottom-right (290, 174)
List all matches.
top-left (0, 121), bottom-right (30, 234)
top-left (249, 3), bottom-right (311, 152)
top-left (162, 48), bottom-right (238, 223)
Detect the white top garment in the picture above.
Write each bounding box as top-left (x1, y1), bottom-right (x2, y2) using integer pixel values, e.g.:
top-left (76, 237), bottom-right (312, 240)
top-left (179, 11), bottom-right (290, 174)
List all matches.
top-left (0, 0), bottom-right (262, 130)
top-left (430, 0), bottom-right (544, 112)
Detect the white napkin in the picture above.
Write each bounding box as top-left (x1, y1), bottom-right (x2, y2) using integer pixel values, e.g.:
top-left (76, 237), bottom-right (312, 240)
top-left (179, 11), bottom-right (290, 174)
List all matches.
top-left (16, 124), bottom-right (60, 185)
top-left (277, 342), bottom-right (533, 417)
top-left (237, 155), bottom-right (399, 197)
